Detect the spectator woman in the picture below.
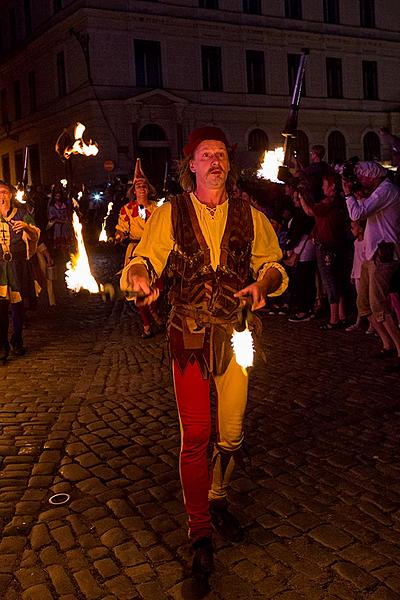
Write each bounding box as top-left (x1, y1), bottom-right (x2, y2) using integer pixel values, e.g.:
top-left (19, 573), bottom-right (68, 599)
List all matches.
top-left (299, 173), bottom-right (350, 329)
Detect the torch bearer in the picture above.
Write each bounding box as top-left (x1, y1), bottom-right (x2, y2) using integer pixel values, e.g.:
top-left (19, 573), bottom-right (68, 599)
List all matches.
top-left (278, 48), bottom-right (309, 183)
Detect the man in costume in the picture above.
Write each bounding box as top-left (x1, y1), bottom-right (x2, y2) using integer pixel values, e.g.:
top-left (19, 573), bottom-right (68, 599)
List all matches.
top-left (116, 159), bottom-right (162, 337)
top-left (121, 127), bottom-right (287, 582)
top-left (0, 181), bottom-right (40, 361)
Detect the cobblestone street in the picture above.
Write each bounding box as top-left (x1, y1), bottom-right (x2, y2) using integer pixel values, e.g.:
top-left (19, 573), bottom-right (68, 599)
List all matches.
top-left (1, 247), bottom-right (400, 600)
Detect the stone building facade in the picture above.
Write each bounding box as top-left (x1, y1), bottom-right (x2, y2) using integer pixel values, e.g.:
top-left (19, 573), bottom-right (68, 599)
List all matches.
top-left (0, 0), bottom-right (399, 189)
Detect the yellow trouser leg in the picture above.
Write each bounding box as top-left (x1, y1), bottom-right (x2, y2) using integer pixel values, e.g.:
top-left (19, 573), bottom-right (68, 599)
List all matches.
top-left (208, 358), bottom-right (248, 502)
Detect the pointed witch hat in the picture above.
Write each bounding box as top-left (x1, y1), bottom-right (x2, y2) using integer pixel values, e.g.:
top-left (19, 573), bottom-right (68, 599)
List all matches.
top-left (132, 158), bottom-right (148, 185)
top-left (129, 158), bottom-right (157, 200)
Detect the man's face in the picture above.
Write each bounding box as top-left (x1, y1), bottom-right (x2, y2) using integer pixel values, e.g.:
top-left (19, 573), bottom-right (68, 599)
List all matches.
top-left (357, 174), bottom-right (380, 194)
top-left (134, 180), bottom-right (148, 201)
top-left (0, 185), bottom-right (12, 211)
top-left (190, 140), bottom-right (229, 190)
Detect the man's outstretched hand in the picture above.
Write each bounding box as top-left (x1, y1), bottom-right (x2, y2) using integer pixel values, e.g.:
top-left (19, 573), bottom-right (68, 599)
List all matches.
top-left (127, 264), bottom-right (159, 306)
top-left (234, 282), bottom-right (266, 311)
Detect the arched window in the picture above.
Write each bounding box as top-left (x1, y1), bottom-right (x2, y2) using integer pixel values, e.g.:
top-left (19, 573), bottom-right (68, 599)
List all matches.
top-left (138, 124), bottom-right (166, 142)
top-left (248, 129), bottom-right (269, 152)
top-left (363, 131), bottom-right (381, 161)
top-left (328, 130), bottom-right (346, 164)
top-left (296, 130), bottom-right (309, 167)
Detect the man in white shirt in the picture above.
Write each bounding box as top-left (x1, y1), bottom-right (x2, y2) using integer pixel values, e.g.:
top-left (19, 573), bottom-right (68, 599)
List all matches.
top-left (343, 161), bottom-right (400, 369)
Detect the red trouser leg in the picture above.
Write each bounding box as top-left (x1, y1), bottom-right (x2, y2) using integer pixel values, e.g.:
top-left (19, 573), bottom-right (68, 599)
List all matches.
top-left (137, 305), bottom-right (151, 328)
top-left (173, 360), bottom-right (212, 542)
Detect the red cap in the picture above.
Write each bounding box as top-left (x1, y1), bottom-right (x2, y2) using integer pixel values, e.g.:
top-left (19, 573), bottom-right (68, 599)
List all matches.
top-left (183, 126), bottom-right (229, 156)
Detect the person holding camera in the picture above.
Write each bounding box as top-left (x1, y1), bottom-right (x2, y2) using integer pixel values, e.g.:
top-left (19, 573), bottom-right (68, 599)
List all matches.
top-left (343, 161), bottom-right (400, 370)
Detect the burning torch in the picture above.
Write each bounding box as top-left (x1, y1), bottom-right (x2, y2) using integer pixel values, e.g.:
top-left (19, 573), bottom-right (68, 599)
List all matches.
top-left (15, 146), bottom-right (30, 204)
top-left (231, 305), bottom-right (255, 372)
top-left (278, 48), bottom-right (309, 183)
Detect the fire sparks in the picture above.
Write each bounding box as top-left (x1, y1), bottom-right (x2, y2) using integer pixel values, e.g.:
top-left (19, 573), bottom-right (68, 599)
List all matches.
top-left (65, 212), bottom-right (99, 293)
top-left (138, 205), bottom-right (146, 221)
top-left (99, 202), bottom-right (113, 242)
top-left (257, 147), bottom-right (285, 183)
top-left (231, 328), bottom-right (254, 370)
top-left (15, 188), bottom-right (26, 204)
top-left (64, 122), bottom-right (99, 159)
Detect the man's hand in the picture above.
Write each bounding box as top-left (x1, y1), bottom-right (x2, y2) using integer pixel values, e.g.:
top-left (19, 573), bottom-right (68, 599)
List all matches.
top-left (341, 179), bottom-right (353, 196)
top-left (11, 220), bottom-right (29, 233)
top-left (126, 263), bottom-right (159, 306)
top-left (234, 282), bottom-right (267, 311)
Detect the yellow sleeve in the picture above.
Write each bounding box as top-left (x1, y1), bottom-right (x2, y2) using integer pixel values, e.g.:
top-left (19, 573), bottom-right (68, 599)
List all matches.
top-left (120, 202), bottom-right (174, 289)
top-left (115, 210), bottom-right (129, 237)
top-left (251, 207), bottom-right (288, 297)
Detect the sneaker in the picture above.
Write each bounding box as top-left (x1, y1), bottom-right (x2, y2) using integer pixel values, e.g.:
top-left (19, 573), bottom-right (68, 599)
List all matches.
top-left (366, 326), bottom-right (375, 335)
top-left (345, 322), bottom-right (361, 332)
top-left (288, 313), bottom-right (311, 322)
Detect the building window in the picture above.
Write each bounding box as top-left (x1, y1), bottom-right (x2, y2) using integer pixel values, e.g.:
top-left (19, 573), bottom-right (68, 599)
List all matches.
top-left (29, 144), bottom-right (41, 185)
top-left (1, 154), bottom-right (10, 184)
top-left (326, 57), bottom-right (343, 98)
top-left (9, 8), bottom-right (17, 49)
top-left (1, 89), bottom-right (8, 125)
top-left (328, 130), bottom-right (346, 163)
top-left (363, 131), bottom-right (381, 160)
top-left (13, 81), bottom-right (21, 120)
top-left (285, 0), bottom-right (302, 19)
top-left (199, 0), bottom-right (219, 7)
top-left (287, 54), bottom-right (306, 96)
top-left (248, 129), bottom-right (269, 153)
top-left (53, 0), bottom-right (63, 12)
top-left (139, 124), bottom-right (166, 141)
top-left (246, 50), bottom-right (266, 94)
top-left (57, 51), bottom-right (67, 97)
top-left (360, 0), bottom-right (375, 27)
top-left (14, 150), bottom-right (23, 184)
top-left (28, 71), bottom-right (37, 113)
top-left (134, 40), bottom-right (163, 88)
top-left (24, 0), bottom-right (32, 36)
top-left (296, 130), bottom-right (309, 167)
top-left (243, 0), bottom-right (261, 14)
top-left (362, 60), bottom-right (378, 100)
top-left (323, 0), bottom-right (339, 23)
top-left (201, 46), bottom-right (223, 92)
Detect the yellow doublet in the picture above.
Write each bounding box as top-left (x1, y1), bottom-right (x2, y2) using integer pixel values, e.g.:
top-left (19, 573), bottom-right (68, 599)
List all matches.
top-left (121, 193), bottom-right (288, 296)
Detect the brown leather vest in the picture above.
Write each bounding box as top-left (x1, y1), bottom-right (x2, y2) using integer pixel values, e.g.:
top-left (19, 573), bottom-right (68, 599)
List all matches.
top-left (167, 193), bottom-right (254, 321)
top-left (166, 193), bottom-right (254, 377)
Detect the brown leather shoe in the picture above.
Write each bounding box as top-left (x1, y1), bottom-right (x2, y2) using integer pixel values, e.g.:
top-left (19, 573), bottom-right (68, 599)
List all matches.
top-left (191, 536), bottom-right (213, 584)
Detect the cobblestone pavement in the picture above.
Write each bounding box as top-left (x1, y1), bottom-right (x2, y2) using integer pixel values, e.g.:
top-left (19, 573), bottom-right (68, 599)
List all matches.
top-left (1, 247), bottom-right (400, 599)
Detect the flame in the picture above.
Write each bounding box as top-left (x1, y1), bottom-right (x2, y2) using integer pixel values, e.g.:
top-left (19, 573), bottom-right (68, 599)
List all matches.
top-left (99, 202), bottom-right (113, 242)
top-left (64, 122), bottom-right (99, 158)
top-left (138, 205), bottom-right (146, 220)
top-left (231, 328), bottom-right (254, 369)
top-left (16, 189), bottom-right (26, 204)
top-left (257, 147), bottom-right (285, 183)
top-left (65, 212), bottom-right (99, 293)
top-left (60, 178), bottom-right (68, 188)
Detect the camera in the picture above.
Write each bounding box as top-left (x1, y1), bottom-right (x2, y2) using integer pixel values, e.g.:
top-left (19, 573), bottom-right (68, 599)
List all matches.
top-left (342, 156), bottom-right (362, 192)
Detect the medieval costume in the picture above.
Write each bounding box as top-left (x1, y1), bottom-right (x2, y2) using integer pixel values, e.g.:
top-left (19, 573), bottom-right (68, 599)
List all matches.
top-left (116, 159), bottom-right (163, 337)
top-left (0, 199), bottom-right (40, 360)
top-left (121, 191), bottom-right (287, 536)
